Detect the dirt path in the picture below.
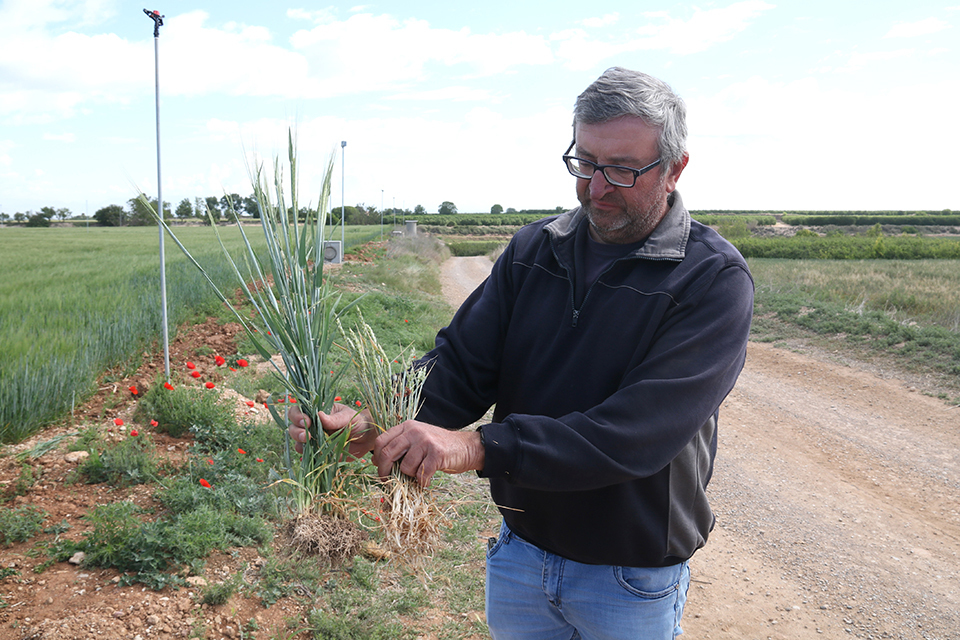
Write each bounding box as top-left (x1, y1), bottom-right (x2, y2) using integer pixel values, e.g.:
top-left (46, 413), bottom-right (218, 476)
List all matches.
top-left (440, 256), bottom-right (960, 640)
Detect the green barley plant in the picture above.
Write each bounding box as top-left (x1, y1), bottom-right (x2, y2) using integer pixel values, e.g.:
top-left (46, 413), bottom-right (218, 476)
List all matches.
top-left (339, 318), bottom-right (446, 561)
top-left (145, 131), bottom-right (359, 514)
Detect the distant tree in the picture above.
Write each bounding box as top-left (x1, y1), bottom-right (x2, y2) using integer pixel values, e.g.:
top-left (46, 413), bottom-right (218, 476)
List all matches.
top-left (0, 213), bottom-right (9, 224)
top-left (39, 206), bottom-right (58, 220)
top-left (219, 193), bottom-right (243, 218)
top-left (414, 204), bottom-right (427, 215)
top-left (490, 204), bottom-right (503, 214)
top-left (203, 197), bottom-right (221, 223)
top-left (241, 194), bottom-right (259, 218)
top-left (506, 207), bottom-right (517, 214)
top-left (175, 198), bottom-right (193, 219)
top-left (127, 197), bottom-right (168, 226)
top-left (94, 204), bottom-right (124, 227)
top-left (26, 212), bottom-right (51, 227)
top-left (438, 201), bottom-right (457, 215)
top-left (13, 212), bottom-right (26, 223)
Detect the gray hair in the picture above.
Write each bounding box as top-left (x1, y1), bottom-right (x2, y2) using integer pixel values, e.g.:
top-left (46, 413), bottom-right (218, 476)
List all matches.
top-left (573, 67), bottom-right (687, 171)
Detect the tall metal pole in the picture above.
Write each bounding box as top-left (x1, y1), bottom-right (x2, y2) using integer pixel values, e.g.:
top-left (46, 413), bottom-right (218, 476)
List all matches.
top-left (145, 8), bottom-right (170, 379)
top-left (340, 141), bottom-right (346, 251)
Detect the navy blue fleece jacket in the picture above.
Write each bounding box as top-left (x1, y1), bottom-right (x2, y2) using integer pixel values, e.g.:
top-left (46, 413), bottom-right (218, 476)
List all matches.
top-left (417, 191), bottom-right (754, 567)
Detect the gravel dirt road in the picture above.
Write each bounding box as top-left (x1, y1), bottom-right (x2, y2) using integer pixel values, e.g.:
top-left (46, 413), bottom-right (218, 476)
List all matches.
top-left (440, 255), bottom-right (960, 640)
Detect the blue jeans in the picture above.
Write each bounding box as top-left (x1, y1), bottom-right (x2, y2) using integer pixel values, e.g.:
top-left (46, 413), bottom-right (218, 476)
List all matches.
top-left (485, 521), bottom-right (689, 640)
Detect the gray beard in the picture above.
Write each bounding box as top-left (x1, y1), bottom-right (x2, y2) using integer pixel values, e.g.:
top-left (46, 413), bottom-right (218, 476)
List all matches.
top-left (583, 176), bottom-right (668, 244)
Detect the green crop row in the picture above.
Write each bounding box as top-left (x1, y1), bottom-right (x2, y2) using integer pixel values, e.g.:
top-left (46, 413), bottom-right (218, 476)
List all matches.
top-left (731, 235), bottom-right (960, 260)
top-left (783, 214), bottom-right (960, 226)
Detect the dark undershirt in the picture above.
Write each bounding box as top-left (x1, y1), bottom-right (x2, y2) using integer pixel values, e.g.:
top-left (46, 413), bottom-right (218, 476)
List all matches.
top-left (574, 219), bottom-right (647, 307)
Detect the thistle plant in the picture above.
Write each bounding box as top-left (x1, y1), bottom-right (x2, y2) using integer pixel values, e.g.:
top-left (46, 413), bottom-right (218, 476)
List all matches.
top-left (144, 131), bottom-right (358, 514)
top-left (339, 318), bottom-right (446, 560)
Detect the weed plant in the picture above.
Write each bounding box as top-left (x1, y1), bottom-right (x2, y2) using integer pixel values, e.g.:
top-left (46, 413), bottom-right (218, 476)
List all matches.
top-left (0, 505), bottom-right (47, 546)
top-left (78, 434), bottom-right (159, 487)
top-left (133, 378), bottom-right (232, 438)
top-left (53, 500), bottom-right (272, 590)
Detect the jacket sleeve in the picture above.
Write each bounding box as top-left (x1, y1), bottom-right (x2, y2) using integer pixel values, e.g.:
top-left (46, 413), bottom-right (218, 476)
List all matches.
top-left (479, 261), bottom-right (754, 491)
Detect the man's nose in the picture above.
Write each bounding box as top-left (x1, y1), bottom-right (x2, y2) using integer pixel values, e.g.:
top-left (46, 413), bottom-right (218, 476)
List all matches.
top-left (588, 169), bottom-right (616, 199)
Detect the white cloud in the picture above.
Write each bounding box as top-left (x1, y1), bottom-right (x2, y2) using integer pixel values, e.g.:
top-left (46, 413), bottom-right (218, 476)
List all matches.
top-left (288, 13), bottom-right (554, 93)
top-left (634, 1), bottom-right (776, 55)
top-left (884, 17), bottom-right (951, 38)
top-left (683, 76), bottom-right (960, 209)
top-left (286, 8), bottom-right (337, 24)
top-left (385, 86), bottom-right (498, 103)
top-left (553, 1), bottom-right (775, 69)
top-left (582, 13), bottom-right (620, 28)
top-left (42, 132), bottom-right (75, 142)
top-left (835, 48), bottom-right (915, 73)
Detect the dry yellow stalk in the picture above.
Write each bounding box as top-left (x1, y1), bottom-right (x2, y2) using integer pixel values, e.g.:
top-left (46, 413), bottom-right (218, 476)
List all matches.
top-left (339, 317), bottom-right (447, 563)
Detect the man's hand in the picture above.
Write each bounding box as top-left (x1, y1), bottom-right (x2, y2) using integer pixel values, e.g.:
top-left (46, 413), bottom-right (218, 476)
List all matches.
top-left (373, 420), bottom-right (484, 487)
top-left (287, 402), bottom-right (377, 458)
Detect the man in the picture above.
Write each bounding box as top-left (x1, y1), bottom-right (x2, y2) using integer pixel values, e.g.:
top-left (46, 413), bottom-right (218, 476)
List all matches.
top-left (290, 67), bottom-right (754, 639)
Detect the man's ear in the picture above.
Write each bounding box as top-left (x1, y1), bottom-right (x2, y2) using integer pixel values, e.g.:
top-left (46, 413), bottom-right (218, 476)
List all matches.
top-left (665, 153), bottom-right (689, 193)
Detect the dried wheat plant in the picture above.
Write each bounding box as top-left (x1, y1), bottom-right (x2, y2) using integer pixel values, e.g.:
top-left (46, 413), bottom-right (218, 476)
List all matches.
top-left (339, 317), bottom-right (447, 562)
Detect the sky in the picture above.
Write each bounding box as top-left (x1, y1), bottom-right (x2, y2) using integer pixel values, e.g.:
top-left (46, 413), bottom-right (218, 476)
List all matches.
top-left (1, 0), bottom-right (958, 218)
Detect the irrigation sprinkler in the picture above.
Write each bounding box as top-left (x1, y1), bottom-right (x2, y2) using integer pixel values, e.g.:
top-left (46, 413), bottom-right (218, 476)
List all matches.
top-left (144, 7), bottom-right (171, 379)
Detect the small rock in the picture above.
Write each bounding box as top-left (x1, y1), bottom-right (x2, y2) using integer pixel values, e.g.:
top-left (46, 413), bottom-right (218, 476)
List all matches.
top-left (185, 576), bottom-right (207, 587)
top-left (68, 551), bottom-right (86, 565)
top-left (64, 451), bottom-right (90, 464)
top-left (146, 614), bottom-right (160, 626)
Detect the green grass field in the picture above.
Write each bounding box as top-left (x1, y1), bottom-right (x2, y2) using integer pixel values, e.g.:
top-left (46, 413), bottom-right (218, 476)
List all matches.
top-left (0, 224), bottom-right (384, 443)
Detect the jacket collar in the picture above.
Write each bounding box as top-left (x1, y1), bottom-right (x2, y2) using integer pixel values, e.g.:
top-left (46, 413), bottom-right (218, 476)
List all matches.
top-left (545, 190), bottom-right (690, 261)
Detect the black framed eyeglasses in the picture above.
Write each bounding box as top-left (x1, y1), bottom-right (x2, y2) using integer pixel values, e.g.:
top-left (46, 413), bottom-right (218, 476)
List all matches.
top-left (562, 140), bottom-right (662, 188)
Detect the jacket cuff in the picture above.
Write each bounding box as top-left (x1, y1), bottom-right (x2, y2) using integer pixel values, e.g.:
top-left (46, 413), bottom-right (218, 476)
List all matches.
top-left (477, 421), bottom-right (517, 479)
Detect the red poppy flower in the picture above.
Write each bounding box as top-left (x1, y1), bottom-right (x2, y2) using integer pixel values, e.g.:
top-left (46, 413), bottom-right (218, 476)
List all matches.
top-left (245, 400), bottom-right (255, 408)
top-left (186, 361), bottom-right (196, 370)
top-left (150, 420), bottom-right (158, 427)
top-left (207, 459), bottom-right (214, 465)
top-left (191, 371), bottom-right (201, 379)
top-left (215, 355), bottom-right (226, 366)
top-left (205, 382), bottom-right (215, 389)
top-left (404, 319), bottom-right (409, 323)
top-left (229, 367), bottom-right (236, 372)
top-left (256, 458), bottom-right (264, 463)
top-left (277, 397), bottom-right (285, 403)
top-left (334, 396), bottom-right (342, 402)
top-left (199, 479), bottom-right (212, 488)
top-left (288, 396), bottom-right (296, 403)
top-left (237, 448), bottom-right (247, 454)
top-left (237, 359), bottom-right (249, 367)
top-left (164, 382), bottom-right (175, 391)
top-left (114, 418), bottom-right (124, 426)
top-left (129, 386), bottom-right (138, 395)
top-left (130, 429), bottom-right (139, 437)
top-left (355, 400), bottom-right (362, 407)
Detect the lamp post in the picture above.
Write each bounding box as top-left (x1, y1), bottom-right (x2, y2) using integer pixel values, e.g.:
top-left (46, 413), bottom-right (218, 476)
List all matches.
top-left (340, 141), bottom-right (346, 251)
top-left (144, 7), bottom-right (170, 380)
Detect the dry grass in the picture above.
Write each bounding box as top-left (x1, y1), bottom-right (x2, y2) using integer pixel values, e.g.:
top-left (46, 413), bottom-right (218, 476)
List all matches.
top-left (284, 513), bottom-right (367, 565)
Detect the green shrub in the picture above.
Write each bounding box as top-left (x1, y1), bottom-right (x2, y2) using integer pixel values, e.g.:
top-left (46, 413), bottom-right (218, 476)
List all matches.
top-left (0, 505), bottom-right (47, 546)
top-left (56, 500), bottom-right (272, 589)
top-left (135, 379), bottom-right (234, 438)
top-left (79, 434), bottom-right (158, 487)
